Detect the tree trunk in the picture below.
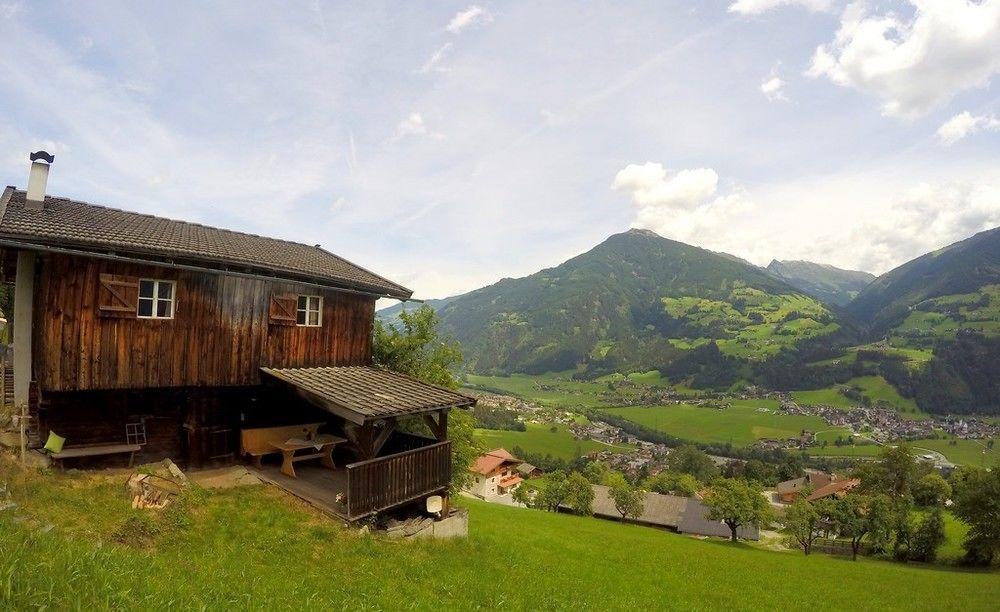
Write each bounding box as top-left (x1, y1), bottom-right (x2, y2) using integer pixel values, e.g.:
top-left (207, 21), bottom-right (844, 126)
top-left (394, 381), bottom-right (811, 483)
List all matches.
top-left (852, 540), bottom-right (860, 561)
top-left (727, 521), bottom-right (738, 542)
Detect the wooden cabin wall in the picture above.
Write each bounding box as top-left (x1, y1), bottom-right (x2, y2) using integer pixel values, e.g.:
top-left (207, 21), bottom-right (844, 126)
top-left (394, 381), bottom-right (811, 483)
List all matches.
top-left (33, 253), bottom-right (376, 391)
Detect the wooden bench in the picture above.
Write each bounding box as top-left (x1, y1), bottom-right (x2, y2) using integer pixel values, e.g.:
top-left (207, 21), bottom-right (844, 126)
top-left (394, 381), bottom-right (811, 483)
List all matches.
top-left (50, 444), bottom-right (142, 468)
top-left (241, 423), bottom-right (328, 470)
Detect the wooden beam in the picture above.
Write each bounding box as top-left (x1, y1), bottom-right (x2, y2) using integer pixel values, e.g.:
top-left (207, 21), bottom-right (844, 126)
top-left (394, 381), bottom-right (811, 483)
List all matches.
top-left (422, 409), bottom-right (449, 441)
top-left (371, 418), bottom-right (397, 457)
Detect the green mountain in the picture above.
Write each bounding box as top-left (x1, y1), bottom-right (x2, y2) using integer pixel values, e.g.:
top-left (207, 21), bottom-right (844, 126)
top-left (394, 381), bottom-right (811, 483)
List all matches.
top-left (377, 296), bottom-right (456, 323)
top-left (766, 260), bottom-right (874, 307)
top-left (847, 227), bottom-right (1000, 337)
top-left (833, 227), bottom-right (1000, 414)
top-left (432, 229), bottom-right (843, 376)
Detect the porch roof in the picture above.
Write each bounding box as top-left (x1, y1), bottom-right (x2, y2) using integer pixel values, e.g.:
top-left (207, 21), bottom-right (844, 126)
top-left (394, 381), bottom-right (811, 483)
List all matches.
top-left (260, 365), bottom-right (476, 424)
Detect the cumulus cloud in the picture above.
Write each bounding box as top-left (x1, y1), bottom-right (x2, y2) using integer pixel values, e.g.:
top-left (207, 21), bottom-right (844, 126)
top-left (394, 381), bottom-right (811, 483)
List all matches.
top-left (393, 113), bottom-right (427, 138)
top-left (807, 1), bottom-right (1000, 119)
top-left (760, 64), bottom-right (790, 103)
top-left (391, 113), bottom-right (443, 142)
top-left (446, 5), bottom-right (493, 33)
top-left (418, 42), bottom-right (452, 74)
top-left (613, 163), bottom-right (758, 254)
top-left (729, 0), bottom-right (832, 15)
top-left (936, 110), bottom-right (1000, 145)
top-left (854, 181), bottom-right (1000, 272)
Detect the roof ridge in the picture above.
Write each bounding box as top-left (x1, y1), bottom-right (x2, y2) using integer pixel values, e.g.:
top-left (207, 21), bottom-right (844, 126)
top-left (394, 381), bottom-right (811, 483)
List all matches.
top-left (9, 188), bottom-right (339, 253)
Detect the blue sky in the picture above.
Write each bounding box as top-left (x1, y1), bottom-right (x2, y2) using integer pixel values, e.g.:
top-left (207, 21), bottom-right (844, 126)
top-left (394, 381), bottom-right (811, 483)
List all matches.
top-left (1, 1), bottom-right (998, 301)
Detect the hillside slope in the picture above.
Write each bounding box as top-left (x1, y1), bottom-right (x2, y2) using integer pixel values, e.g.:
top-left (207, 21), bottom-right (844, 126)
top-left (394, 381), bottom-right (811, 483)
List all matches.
top-left (767, 260), bottom-right (875, 306)
top-left (433, 229), bottom-right (844, 375)
top-left (838, 227), bottom-right (1000, 414)
top-left (2, 467), bottom-right (997, 610)
top-left (847, 227), bottom-right (1000, 336)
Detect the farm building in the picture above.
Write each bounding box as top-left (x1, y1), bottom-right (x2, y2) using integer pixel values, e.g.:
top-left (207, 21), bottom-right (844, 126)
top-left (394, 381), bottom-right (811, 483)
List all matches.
top-left (466, 448), bottom-right (523, 498)
top-left (562, 485), bottom-right (759, 541)
top-left (0, 152), bottom-right (475, 521)
top-left (775, 471), bottom-right (833, 504)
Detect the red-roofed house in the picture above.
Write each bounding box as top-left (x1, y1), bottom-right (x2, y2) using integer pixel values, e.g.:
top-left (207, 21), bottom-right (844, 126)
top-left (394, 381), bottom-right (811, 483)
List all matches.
top-left (466, 448), bottom-right (524, 498)
top-left (806, 478), bottom-right (860, 502)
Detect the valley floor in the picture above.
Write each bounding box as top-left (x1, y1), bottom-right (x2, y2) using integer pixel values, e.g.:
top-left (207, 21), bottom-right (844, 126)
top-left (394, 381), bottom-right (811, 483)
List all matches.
top-left (1, 457), bottom-right (997, 611)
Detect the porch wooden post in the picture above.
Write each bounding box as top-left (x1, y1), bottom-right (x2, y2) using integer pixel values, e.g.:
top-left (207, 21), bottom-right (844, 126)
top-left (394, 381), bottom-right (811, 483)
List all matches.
top-left (422, 409), bottom-right (449, 441)
top-left (371, 418), bottom-right (396, 457)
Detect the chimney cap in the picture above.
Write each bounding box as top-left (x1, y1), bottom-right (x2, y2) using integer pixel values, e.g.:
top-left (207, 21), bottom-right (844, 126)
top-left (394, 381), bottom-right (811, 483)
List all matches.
top-left (29, 151), bottom-right (55, 164)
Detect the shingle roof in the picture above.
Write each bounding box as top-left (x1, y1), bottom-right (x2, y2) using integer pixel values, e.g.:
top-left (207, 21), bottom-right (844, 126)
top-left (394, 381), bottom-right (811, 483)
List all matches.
top-left (260, 366), bottom-right (476, 423)
top-left (471, 448), bottom-right (520, 475)
top-left (581, 485), bottom-right (689, 528)
top-left (0, 188), bottom-right (411, 299)
top-left (806, 478), bottom-right (860, 502)
top-left (677, 499), bottom-right (760, 540)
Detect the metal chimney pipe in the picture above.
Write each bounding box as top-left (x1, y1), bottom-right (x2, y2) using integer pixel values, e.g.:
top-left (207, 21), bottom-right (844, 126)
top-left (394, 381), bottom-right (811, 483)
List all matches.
top-left (25, 151), bottom-right (54, 210)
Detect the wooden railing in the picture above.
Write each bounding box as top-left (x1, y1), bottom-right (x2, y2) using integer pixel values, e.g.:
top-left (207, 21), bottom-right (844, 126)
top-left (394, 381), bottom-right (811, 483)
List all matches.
top-left (345, 440), bottom-right (451, 519)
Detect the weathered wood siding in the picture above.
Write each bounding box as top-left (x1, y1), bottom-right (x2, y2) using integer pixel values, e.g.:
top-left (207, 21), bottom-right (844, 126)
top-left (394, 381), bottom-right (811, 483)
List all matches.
top-left (33, 253), bottom-right (375, 391)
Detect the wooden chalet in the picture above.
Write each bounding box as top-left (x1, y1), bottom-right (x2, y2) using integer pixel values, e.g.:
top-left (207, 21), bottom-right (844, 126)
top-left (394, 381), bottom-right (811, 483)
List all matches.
top-left (0, 152), bottom-right (475, 520)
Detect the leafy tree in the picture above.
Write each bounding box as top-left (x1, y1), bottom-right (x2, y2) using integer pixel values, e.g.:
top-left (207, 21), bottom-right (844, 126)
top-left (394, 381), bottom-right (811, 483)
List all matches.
top-left (783, 498), bottom-right (828, 555)
top-left (607, 473), bottom-right (644, 520)
top-left (643, 471), bottom-right (699, 497)
top-left (371, 305), bottom-right (481, 492)
top-left (511, 481), bottom-right (538, 507)
top-left (909, 507), bottom-right (946, 563)
top-left (582, 461), bottom-right (611, 485)
top-left (704, 478), bottom-right (773, 543)
top-left (912, 473), bottom-right (951, 508)
top-left (951, 467), bottom-right (1000, 566)
top-left (563, 472), bottom-right (595, 516)
top-left (666, 445), bottom-right (719, 483)
top-left (879, 444), bottom-right (918, 499)
top-left (373, 305), bottom-right (462, 387)
top-left (534, 471), bottom-right (570, 512)
top-left (830, 494), bottom-right (892, 561)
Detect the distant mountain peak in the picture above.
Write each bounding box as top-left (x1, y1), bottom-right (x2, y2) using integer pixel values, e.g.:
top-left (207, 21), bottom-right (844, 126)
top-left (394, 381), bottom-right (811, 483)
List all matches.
top-left (766, 260), bottom-right (875, 307)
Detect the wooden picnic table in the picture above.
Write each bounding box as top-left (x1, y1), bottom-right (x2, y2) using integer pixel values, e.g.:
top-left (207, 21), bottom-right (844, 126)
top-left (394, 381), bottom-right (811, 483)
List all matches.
top-left (270, 434), bottom-right (346, 478)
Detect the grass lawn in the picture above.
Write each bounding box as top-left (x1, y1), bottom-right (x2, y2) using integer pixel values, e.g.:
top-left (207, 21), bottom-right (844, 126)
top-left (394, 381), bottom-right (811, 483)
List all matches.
top-left (791, 375), bottom-right (925, 418)
top-left (464, 371), bottom-right (700, 409)
top-left (605, 400), bottom-right (848, 448)
top-left (808, 437), bottom-right (998, 468)
top-left (1, 459), bottom-right (996, 610)
top-left (465, 372), bottom-right (620, 408)
top-left (475, 422), bottom-right (634, 460)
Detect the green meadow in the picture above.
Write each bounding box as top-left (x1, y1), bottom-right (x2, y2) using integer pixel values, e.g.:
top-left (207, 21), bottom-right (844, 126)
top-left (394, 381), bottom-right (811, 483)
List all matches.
top-left (1, 460), bottom-right (996, 610)
top-left (475, 422), bottom-right (634, 460)
top-left (808, 436), bottom-right (998, 468)
top-left (792, 375), bottom-right (924, 417)
top-left (604, 400), bottom-right (849, 448)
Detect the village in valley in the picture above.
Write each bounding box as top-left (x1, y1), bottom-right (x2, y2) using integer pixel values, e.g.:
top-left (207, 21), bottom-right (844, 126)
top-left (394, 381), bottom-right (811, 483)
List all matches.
top-left (2, 2), bottom-right (1000, 609)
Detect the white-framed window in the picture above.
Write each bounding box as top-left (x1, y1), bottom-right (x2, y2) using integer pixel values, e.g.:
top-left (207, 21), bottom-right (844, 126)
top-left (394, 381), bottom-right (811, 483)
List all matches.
top-left (296, 295), bottom-right (322, 327)
top-left (138, 279), bottom-right (176, 319)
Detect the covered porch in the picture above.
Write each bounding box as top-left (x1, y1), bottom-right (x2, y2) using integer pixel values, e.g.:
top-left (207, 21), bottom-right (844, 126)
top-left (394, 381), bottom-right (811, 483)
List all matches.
top-left (255, 366), bottom-right (474, 521)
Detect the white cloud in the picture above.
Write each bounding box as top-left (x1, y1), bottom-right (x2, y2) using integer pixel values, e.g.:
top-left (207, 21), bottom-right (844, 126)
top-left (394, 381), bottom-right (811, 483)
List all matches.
top-left (613, 163), bottom-right (719, 209)
top-left (418, 42), bottom-right (452, 74)
top-left (729, 0), bottom-right (832, 15)
top-left (760, 69), bottom-right (789, 102)
top-left (936, 110), bottom-right (1000, 145)
top-left (395, 113), bottom-right (428, 137)
top-left (854, 181), bottom-right (1000, 272)
top-left (614, 163), bottom-right (759, 255)
top-left (807, 1), bottom-right (1000, 119)
top-left (391, 112), bottom-right (443, 142)
top-left (446, 5), bottom-right (493, 33)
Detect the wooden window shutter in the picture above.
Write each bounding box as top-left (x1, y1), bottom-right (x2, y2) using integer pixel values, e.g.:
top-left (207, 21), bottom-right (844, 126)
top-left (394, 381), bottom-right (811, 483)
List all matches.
top-left (97, 274), bottom-right (139, 318)
top-left (268, 294), bottom-right (297, 326)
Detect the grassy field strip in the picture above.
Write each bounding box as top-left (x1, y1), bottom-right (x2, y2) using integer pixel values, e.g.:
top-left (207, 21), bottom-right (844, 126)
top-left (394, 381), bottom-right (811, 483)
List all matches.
top-left (474, 422), bottom-right (635, 460)
top-left (0, 464), bottom-right (996, 610)
top-left (604, 400), bottom-right (852, 448)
